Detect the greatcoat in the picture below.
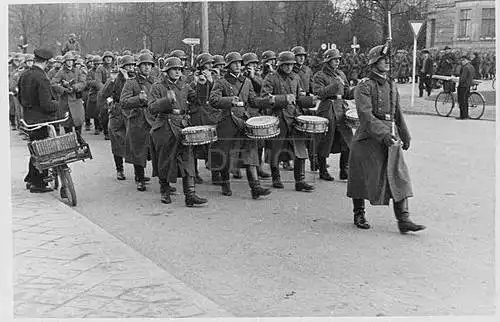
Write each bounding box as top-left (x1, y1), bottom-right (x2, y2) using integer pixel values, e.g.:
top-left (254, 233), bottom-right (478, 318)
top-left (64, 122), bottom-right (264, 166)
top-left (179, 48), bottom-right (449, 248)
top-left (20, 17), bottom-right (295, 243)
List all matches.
top-left (51, 65), bottom-right (86, 128)
top-left (346, 71), bottom-right (413, 205)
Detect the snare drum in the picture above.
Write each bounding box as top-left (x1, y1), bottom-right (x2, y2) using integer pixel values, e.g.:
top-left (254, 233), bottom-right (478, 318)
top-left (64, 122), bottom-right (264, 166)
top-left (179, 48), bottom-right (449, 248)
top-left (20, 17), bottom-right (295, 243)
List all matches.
top-left (245, 116), bottom-right (280, 139)
top-left (181, 125), bottom-right (217, 146)
top-left (345, 109), bottom-right (359, 129)
top-left (294, 115), bottom-right (329, 134)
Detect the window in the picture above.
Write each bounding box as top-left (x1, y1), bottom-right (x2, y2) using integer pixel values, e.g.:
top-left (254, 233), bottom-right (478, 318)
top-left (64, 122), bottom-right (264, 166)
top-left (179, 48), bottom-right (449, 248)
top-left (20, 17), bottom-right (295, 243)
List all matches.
top-left (458, 9), bottom-right (471, 38)
top-left (481, 8), bottom-right (495, 37)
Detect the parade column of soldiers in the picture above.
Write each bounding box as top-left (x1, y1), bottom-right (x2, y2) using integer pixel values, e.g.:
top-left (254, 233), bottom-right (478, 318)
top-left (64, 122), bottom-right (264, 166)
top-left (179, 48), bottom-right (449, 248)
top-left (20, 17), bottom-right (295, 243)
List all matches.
top-left (10, 32), bottom-right (428, 233)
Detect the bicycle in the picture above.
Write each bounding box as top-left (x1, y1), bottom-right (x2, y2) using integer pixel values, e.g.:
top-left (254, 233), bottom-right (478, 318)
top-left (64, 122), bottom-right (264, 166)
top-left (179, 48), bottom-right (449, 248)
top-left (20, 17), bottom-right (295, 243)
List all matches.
top-left (20, 113), bottom-right (92, 206)
top-left (433, 77), bottom-right (485, 120)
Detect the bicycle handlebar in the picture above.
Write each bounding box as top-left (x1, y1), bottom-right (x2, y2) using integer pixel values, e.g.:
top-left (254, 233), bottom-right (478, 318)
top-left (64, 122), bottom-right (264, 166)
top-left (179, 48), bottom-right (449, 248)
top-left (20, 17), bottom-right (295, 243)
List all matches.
top-left (20, 112), bottom-right (70, 131)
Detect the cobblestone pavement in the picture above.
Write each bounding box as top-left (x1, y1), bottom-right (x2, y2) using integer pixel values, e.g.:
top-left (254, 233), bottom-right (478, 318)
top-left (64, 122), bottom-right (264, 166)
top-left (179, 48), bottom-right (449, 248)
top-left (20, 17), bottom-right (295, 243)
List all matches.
top-left (11, 189), bottom-right (233, 318)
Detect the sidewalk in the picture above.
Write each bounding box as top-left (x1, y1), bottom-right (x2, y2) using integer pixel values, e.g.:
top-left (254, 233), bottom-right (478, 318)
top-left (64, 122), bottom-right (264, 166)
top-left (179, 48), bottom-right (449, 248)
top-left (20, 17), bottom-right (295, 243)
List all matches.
top-left (11, 188), bottom-right (234, 318)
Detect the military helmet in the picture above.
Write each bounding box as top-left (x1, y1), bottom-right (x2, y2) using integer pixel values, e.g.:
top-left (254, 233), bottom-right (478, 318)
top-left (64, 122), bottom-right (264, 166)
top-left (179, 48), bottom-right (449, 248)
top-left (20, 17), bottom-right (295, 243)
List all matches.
top-left (137, 53), bottom-right (155, 66)
top-left (163, 57), bottom-right (183, 72)
top-left (24, 54), bottom-right (34, 62)
top-left (139, 48), bottom-right (153, 55)
top-left (55, 55), bottom-right (64, 64)
top-left (323, 48), bottom-right (341, 63)
top-left (196, 53), bottom-right (214, 68)
top-left (277, 51), bottom-right (296, 66)
top-left (367, 44), bottom-right (387, 65)
top-left (242, 52), bottom-right (259, 66)
top-left (291, 46), bottom-right (307, 56)
top-left (92, 55), bottom-right (103, 64)
top-left (75, 58), bottom-right (85, 65)
top-left (122, 50), bottom-right (133, 56)
top-left (102, 51), bottom-right (114, 59)
top-left (170, 49), bottom-right (188, 59)
top-left (120, 55), bottom-right (135, 68)
top-left (225, 52), bottom-right (243, 67)
top-left (212, 54), bottom-right (225, 66)
top-left (63, 52), bottom-right (76, 62)
top-left (261, 50), bottom-right (277, 63)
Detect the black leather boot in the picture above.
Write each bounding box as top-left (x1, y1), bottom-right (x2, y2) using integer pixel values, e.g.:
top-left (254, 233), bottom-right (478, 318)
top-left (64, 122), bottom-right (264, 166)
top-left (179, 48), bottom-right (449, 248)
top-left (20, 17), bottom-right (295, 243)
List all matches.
top-left (247, 165), bottom-right (271, 199)
top-left (134, 165), bottom-right (146, 191)
top-left (211, 171), bottom-right (222, 185)
top-left (257, 165), bottom-right (271, 179)
top-left (183, 176), bottom-right (208, 207)
top-left (294, 158), bottom-right (315, 192)
top-left (271, 166), bottom-right (284, 188)
top-left (318, 157), bottom-right (334, 181)
top-left (160, 181), bottom-right (172, 204)
top-left (220, 170), bottom-right (232, 196)
top-left (394, 198), bottom-right (426, 234)
top-left (339, 151), bottom-right (349, 181)
top-left (353, 198), bottom-right (370, 229)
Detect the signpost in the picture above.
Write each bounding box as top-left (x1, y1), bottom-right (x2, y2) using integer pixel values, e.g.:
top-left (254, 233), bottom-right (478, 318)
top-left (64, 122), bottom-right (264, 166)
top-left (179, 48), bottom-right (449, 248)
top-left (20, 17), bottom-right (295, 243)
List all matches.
top-left (351, 36), bottom-right (360, 54)
top-left (182, 38), bottom-right (200, 68)
top-left (320, 43), bottom-right (337, 51)
top-left (409, 20), bottom-right (424, 108)
top-left (142, 35), bottom-right (147, 50)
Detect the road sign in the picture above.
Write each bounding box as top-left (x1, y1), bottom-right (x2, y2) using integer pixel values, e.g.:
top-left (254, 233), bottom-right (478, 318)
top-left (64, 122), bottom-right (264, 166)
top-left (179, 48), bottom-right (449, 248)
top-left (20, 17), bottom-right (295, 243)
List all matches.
top-left (409, 20), bottom-right (424, 38)
top-left (351, 36), bottom-right (360, 53)
top-left (182, 38), bottom-right (200, 46)
top-left (321, 43), bottom-right (327, 50)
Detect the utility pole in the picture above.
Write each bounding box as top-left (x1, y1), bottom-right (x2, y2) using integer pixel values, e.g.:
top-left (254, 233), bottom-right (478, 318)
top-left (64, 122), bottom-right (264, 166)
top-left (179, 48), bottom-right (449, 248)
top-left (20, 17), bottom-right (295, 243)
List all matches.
top-left (201, 0), bottom-right (209, 53)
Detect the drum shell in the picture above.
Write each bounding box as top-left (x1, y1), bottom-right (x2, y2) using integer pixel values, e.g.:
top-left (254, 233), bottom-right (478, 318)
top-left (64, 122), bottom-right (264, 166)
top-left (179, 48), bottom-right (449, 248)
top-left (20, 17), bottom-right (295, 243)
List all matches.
top-left (245, 116), bottom-right (280, 139)
top-left (294, 116), bottom-right (329, 134)
top-left (181, 126), bottom-right (218, 146)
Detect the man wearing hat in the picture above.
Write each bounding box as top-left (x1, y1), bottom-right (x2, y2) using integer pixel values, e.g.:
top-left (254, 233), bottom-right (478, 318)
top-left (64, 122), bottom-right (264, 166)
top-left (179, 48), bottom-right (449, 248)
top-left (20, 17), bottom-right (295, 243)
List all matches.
top-left (96, 51), bottom-right (116, 140)
top-left (437, 46), bottom-right (456, 93)
top-left (62, 33), bottom-right (80, 55)
top-left (17, 48), bottom-right (60, 193)
top-left (346, 44), bottom-right (426, 234)
top-left (312, 48), bottom-right (354, 182)
top-left (84, 55), bottom-right (103, 133)
top-left (457, 54), bottom-right (475, 120)
top-left (260, 51), bottom-right (318, 192)
top-left (418, 49), bottom-right (433, 97)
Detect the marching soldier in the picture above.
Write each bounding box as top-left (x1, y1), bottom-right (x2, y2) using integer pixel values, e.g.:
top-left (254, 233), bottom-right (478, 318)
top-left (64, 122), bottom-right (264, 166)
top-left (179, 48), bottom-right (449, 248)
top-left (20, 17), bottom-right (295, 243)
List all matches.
top-left (209, 52), bottom-right (271, 199)
top-left (260, 51), bottom-right (318, 192)
top-left (260, 50), bottom-right (277, 79)
top-left (85, 55), bottom-right (103, 134)
top-left (312, 48), bottom-right (354, 181)
top-left (347, 44), bottom-right (426, 234)
top-left (212, 54), bottom-right (226, 79)
top-left (96, 51), bottom-right (116, 140)
top-left (242, 52), bottom-right (271, 179)
top-left (100, 55), bottom-right (136, 181)
top-left (120, 52), bottom-right (156, 191)
top-left (148, 57), bottom-right (208, 206)
top-left (51, 52), bottom-right (86, 143)
top-left (47, 55), bottom-right (63, 79)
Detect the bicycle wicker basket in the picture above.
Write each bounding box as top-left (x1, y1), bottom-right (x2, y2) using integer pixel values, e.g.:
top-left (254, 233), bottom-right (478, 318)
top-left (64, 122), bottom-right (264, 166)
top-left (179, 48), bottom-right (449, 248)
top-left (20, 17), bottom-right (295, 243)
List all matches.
top-left (30, 132), bottom-right (79, 156)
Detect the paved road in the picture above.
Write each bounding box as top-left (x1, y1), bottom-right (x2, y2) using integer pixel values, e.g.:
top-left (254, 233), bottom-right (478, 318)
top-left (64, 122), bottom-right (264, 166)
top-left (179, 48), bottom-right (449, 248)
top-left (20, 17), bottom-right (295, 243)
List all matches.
top-left (10, 106), bottom-right (495, 317)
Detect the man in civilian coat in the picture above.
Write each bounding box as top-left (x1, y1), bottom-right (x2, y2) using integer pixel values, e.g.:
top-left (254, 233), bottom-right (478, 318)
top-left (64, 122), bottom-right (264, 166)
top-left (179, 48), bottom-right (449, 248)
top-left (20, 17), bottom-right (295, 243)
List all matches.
top-left (457, 54), bottom-right (475, 120)
top-left (17, 48), bottom-right (60, 193)
top-left (418, 49), bottom-right (433, 97)
top-left (347, 44), bottom-right (426, 234)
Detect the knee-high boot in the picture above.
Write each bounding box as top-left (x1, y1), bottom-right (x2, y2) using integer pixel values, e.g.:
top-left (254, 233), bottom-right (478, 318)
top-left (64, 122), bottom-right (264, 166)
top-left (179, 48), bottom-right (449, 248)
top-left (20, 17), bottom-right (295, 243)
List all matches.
top-left (318, 156), bottom-right (334, 181)
top-left (183, 175), bottom-right (208, 207)
top-left (294, 158), bottom-right (314, 192)
top-left (393, 198), bottom-right (426, 233)
top-left (220, 169), bottom-right (232, 196)
top-left (246, 165), bottom-right (271, 199)
top-left (271, 165), bottom-right (283, 188)
top-left (353, 198), bottom-right (370, 229)
top-left (339, 150), bottom-right (349, 180)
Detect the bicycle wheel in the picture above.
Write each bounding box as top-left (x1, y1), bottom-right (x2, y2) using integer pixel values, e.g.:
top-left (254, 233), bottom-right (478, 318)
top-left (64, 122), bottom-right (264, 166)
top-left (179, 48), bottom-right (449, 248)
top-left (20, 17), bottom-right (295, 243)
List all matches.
top-left (435, 92), bottom-right (454, 117)
top-left (492, 77), bottom-right (495, 90)
top-left (48, 168), bottom-right (59, 190)
top-left (468, 92), bottom-right (486, 120)
top-left (58, 166), bottom-right (77, 206)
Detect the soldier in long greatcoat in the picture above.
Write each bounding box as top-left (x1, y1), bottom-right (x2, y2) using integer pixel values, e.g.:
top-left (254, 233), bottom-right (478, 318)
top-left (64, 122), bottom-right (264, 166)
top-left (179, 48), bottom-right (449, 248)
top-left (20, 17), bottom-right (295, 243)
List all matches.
top-left (347, 44), bottom-right (426, 234)
top-left (120, 53), bottom-right (156, 191)
top-left (260, 51), bottom-right (318, 192)
top-left (209, 52), bottom-right (271, 200)
top-left (96, 51), bottom-right (115, 140)
top-left (148, 57), bottom-right (208, 207)
top-left (312, 48), bottom-right (354, 182)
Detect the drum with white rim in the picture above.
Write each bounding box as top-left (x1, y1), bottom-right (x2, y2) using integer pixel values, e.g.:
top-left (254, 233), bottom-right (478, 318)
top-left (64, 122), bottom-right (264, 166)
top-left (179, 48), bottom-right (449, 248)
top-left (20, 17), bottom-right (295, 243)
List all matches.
top-left (294, 115), bottom-right (329, 134)
top-left (345, 109), bottom-right (359, 129)
top-left (181, 125), bottom-right (217, 146)
top-left (245, 116), bottom-right (280, 139)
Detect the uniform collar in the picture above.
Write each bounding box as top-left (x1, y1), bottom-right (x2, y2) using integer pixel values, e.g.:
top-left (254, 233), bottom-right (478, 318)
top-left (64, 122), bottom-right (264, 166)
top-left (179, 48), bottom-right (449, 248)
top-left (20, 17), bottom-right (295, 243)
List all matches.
top-left (322, 63), bottom-right (338, 77)
top-left (277, 68), bottom-right (294, 80)
top-left (225, 72), bottom-right (245, 84)
top-left (370, 70), bottom-right (388, 84)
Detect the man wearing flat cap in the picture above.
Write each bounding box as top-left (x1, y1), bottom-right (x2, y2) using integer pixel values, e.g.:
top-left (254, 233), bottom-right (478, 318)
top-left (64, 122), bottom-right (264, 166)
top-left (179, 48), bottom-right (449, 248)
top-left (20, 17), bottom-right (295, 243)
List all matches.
top-left (17, 48), bottom-right (60, 193)
top-left (457, 54), bottom-right (474, 120)
top-left (418, 49), bottom-right (433, 97)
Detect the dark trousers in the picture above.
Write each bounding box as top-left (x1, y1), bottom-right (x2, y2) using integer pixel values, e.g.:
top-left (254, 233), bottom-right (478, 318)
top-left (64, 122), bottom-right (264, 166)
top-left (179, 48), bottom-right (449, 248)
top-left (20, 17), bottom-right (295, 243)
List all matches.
top-left (63, 126), bottom-right (83, 144)
top-left (100, 108), bottom-right (109, 135)
top-left (24, 127), bottom-right (49, 187)
top-left (134, 164), bottom-right (144, 181)
top-left (457, 86), bottom-right (470, 119)
top-left (113, 154), bottom-right (123, 172)
top-left (419, 74), bottom-right (432, 96)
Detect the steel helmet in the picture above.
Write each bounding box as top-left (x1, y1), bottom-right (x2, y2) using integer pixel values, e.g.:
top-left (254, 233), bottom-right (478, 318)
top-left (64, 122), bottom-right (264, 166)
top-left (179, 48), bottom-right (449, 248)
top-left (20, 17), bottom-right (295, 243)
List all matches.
top-left (170, 49), bottom-right (188, 59)
top-left (323, 48), bottom-right (342, 63)
top-left (102, 51), bottom-right (114, 59)
top-left (225, 52), bottom-right (243, 67)
top-left (55, 55), bottom-right (64, 63)
top-left (367, 45), bottom-right (388, 65)
top-left (212, 54), bottom-right (225, 66)
top-left (63, 52), bottom-right (76, 62)
top-left (291, 46), bottom-right (307, 56)
top-left (196, 53), bottom-right (214, 68)
top-left (137, 53), bottom-right (155, 66)
top-left (163, 57), bottom-right (183, 71)
top-left (277, 51), bottom-right (296, 66)
top-left (75, 58), bottom-right (84, 65)
top-left (139, 48), bottom-right (153, 55)
top-left (24, 54), bottom-right (34, 62)
top-left (120, 55), bottom-right (135, 68)
top-left (92, 55), bottom-right (103, 64)
top-left (242, 52), bottom-right (259, 66)
top-left (261, 50), bottom-right (277, 63)
top-left (122, 50), bottom-right (133, 56)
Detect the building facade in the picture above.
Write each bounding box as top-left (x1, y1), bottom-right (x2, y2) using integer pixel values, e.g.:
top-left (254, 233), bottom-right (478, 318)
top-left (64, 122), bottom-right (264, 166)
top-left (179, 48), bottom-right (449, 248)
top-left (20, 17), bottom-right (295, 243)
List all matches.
top-left (426, 0), bottom-right (496, 50)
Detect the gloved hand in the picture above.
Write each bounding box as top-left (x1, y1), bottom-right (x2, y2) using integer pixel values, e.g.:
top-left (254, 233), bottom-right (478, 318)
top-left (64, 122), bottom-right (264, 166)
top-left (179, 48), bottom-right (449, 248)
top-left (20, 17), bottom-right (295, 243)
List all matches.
top-left (402, 140), bottom-right (410, 151)
top-left (383, 134), bottom-right (397, 147)
top-left (106, 97), bottom-right (114, 105)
